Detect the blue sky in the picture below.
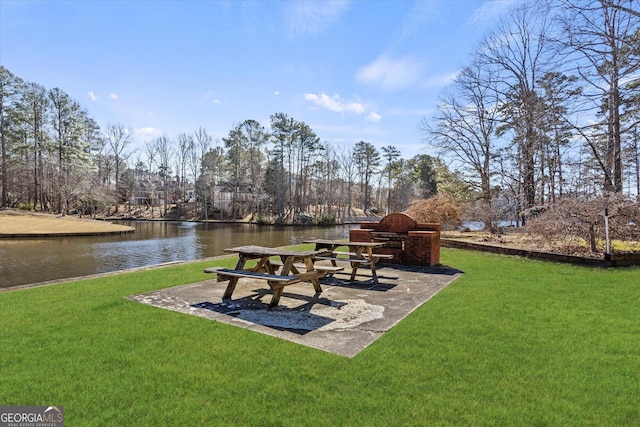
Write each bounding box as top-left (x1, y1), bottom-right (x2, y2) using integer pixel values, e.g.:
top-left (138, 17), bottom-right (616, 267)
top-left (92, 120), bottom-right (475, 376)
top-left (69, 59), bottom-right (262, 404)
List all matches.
top-left (1, 0), bottom-right (515, 159)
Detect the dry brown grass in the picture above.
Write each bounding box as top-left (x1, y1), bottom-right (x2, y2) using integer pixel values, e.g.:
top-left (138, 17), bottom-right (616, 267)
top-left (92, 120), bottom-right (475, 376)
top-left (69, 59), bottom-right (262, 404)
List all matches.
top-left (443, 228), bottom-right (640, 257)
top-left (0, 209), bottom-right (134, 235)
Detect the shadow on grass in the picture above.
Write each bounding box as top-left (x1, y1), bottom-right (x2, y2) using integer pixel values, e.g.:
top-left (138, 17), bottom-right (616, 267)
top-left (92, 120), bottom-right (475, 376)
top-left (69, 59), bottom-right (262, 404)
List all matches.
top-left (385, 264), bottom-right (464, 276)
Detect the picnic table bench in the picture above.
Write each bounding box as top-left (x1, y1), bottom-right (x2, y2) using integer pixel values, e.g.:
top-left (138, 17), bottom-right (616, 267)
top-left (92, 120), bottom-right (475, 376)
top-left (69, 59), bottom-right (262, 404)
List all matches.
top-left (268, 260), bottom-right (344, 274)
top-left (203, 268), bottom-right (299, 284)
top-left (304, 239), bottom-right (393, 283)
top-left (204, 245), bottom-right (328, 307)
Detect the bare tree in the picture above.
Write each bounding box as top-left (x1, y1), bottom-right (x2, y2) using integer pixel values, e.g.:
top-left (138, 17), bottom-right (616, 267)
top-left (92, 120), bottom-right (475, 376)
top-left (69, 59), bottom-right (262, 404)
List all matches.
top-left (557, 0), bottom-right (640, 193)
top-left (238, 119), bottom-right (268, 217)
top-left (192, 127), bottom-right (211, 219)
top-left (316, 141), bottom-right (339, 218)
top-left (154, 135), bottom-right (173, 217)
top-left (223, 122), bottom-right (250, 219)
top-left (476, 1), bottom-right (553, 209)
top-left (106, 123), bottom-right (132, 213)
top-left (526, 193), bottom-right (640, 253)
top-left (269, 113), bottom-right (295, 222)
top-left (337, 143), bottom-right (357, 217)
top-left (353, 141), bottom-right (380, 212)
top-left (537, 71), bottom-right (580, 202)
top-left (421, 63), bottom-right (501, 230)
top-left (176, 132), bottom-right (193, 203)
top-left (292, 121), bottom-right (321, 215)
top-left (381, 145), bottom-right (401, 214)
top-left (200, 142), bottom-right (224, 220)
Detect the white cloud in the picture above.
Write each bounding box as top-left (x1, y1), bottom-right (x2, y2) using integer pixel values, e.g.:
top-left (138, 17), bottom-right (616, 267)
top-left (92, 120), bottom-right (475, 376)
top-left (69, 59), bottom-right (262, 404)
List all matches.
top-left (87, 91), bottom-right (97, 102)
top-left (366, 111), bottom-right (382, 122)
top-left (392, 1), bottom-right (439, 50)
top-left (274, 90), bottom-right (280, 96)
top-left (202, 90), bottom-right (221, 104)
top-left (287, 0), bottom-right (349, 37)
top-left (468, 0), bottom-right (516, 25)
top-left (304, 92), bottom-right (383, 122)
top-left (356, 55), bottom-right (425, 91)
top-left (421, 71), bottom-right (461, 90)
top-left (109, 93), bottom-right (119, 100)
top-left (133, 127), bottom-right (162, 138)
top-left (304, 92), bottom-right (366, 115)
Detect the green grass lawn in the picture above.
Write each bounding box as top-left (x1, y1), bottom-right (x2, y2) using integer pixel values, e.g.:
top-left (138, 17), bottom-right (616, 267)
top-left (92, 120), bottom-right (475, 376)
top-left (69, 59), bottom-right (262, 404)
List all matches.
top-left (1, 249), bottom-right (639, 426)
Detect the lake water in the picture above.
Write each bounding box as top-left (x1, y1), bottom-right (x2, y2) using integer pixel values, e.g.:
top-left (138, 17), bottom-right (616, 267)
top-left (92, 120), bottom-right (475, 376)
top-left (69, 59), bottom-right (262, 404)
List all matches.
top-left (0, 221), bottom-right (355, 289)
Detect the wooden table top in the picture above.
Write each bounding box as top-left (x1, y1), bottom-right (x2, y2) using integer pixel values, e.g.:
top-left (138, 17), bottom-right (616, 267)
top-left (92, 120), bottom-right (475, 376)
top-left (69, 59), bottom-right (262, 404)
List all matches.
top-left (303, 239), bottom-right (386, 247)
top-left (224, 245), bottom-right (323, 257)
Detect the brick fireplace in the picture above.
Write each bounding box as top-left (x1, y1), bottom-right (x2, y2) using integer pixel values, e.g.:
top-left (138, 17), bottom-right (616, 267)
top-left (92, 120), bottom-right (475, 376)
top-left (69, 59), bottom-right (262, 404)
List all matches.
top-left (349, 212), bottom-right (441, 266)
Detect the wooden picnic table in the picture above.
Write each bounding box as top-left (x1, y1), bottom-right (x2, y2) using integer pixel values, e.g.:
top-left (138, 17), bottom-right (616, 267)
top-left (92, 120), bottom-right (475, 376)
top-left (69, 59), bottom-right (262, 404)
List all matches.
top-left (203, 245), bottom-right (328, 307)
top-left (303, 239), bottom-right (392, 283)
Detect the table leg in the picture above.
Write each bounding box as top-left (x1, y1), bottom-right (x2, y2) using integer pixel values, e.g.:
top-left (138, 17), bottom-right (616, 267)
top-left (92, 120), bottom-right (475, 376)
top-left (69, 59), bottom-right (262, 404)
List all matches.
top-left (222, 280), bottom-right (238, 300)
top-left (222, 257), bottom-right (247, 300)
top-left (330, 245), bottom-right (339, 267)
top-left (280, 256), bottom-right (294, 275)
top-left (304, 257), bottom-right (322, 293)
top-left (366, 247), bottom-right (379, 283)
top-left (254, 256), bottom-right (272, 273)
top-left (266, 256), bottom-right (294, 306)
top-left (270, 286), bottom-right (285, 307)
top-left (349, 246), bottom-right (365, 281)
top-left (315, 243), bottom-right (338, 267)
top-left (349, 262), bottom-right (359, 281)
top-left (280, 255), bottom-right (302, 275)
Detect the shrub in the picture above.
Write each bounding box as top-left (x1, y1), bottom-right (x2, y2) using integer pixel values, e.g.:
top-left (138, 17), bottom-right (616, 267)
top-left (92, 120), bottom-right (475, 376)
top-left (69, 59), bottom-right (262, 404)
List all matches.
top-left (404, 194), bottom-right (463, 230)
top-left (525, 195), bottom-right (640, 253)
top-left (253, 215), bottom-right (273, 225)
top-left (314, 214), bottom-right (337, 226)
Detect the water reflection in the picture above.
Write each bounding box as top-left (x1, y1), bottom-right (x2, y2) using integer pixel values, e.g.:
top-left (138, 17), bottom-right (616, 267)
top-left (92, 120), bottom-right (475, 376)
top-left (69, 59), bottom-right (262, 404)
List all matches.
top-left (0, 221), bottom-right (354, 288)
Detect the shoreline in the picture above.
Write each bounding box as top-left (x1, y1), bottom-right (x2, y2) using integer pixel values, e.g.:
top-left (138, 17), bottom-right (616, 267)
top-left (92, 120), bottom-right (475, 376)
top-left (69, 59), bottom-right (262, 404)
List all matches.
top-left (0, 208), bottom-right (367, 238)
top-left (0, 255), bottom-right (231, 293)
top-left (0, 208), bottom-right (135, 237)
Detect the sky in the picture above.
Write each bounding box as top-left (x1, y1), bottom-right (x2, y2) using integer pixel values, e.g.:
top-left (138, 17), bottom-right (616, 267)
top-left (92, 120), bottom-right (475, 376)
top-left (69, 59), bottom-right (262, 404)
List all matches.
top-left (0, 0), bottom-right (516, 160)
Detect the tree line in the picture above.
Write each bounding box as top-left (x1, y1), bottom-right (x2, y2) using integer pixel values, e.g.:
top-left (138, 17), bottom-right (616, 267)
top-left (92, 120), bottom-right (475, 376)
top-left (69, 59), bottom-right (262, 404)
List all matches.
top-left (0, 66), bottom-right (457, 223)
top-left (4, 0), bottom-right (638, 229)
top-left (421, 0), bottom-right (640, 229)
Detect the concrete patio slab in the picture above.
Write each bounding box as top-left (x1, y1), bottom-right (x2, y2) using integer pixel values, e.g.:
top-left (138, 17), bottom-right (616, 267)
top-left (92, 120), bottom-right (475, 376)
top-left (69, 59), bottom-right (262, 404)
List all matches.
top-left (127, 264), bottom-right (462, 357)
